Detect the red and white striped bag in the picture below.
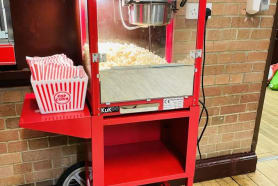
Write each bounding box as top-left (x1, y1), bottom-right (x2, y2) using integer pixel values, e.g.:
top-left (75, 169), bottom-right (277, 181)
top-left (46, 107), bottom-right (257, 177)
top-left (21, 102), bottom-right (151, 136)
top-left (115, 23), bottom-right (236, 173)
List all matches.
top-left (31, 76), bottom-right (88, 114)
top-left (27, 55), bottom-right (88, 114)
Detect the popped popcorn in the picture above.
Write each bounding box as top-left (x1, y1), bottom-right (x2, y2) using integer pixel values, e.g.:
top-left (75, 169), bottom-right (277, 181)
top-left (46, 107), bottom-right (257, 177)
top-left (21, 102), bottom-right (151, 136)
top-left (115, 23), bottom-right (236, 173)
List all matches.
top-left (98, 42), bottom-right (168, 70)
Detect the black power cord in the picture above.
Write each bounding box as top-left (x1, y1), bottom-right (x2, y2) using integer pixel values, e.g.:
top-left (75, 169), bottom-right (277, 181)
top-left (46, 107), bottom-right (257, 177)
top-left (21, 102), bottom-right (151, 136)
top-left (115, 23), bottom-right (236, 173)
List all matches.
top-left (197, 8), bottom-right (212, 160)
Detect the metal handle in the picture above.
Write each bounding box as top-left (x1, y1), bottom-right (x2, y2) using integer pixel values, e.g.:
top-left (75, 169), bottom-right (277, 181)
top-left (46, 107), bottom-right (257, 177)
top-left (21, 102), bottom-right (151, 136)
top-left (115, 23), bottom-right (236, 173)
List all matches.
top-left (0, 0), bottom-right (4, 31)
top-left (0, 0), bottom-right (7, 32)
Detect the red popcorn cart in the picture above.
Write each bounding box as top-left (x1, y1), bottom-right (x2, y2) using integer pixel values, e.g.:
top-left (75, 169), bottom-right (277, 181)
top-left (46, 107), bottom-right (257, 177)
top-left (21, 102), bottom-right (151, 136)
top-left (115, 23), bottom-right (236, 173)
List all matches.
top-left (20, 0), bottom-right (207, 185)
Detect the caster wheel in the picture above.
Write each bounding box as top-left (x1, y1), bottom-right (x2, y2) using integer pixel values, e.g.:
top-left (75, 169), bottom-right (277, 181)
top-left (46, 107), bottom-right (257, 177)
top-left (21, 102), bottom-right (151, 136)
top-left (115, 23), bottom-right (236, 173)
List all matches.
top-left (56, 161), bottom-right (92, 186)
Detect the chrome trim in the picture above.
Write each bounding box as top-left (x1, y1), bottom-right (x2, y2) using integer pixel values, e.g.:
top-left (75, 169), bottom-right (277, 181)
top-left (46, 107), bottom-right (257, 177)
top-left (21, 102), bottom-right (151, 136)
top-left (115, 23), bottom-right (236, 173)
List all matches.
top-left (0, 0), bottom-right (13, 43)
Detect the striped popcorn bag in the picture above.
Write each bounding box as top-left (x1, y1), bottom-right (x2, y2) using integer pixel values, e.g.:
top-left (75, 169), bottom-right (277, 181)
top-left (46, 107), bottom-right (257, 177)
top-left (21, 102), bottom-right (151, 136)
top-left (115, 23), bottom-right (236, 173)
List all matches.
top-left (27, 54), bottom-right (88, 114)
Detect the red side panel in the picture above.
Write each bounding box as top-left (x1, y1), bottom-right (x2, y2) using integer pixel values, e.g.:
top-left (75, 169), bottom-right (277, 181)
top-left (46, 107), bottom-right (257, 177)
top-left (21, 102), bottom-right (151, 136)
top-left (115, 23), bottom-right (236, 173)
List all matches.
top-left (0, 45), bottom-right (16, 65)
top-left (19, 94), bottom-right (92, 138)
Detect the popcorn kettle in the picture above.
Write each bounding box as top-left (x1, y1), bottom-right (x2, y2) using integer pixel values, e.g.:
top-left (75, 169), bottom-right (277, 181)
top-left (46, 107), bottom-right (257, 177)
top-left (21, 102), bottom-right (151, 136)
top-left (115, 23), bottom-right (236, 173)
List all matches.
top-left (119, 0), bottom-right (187, 30)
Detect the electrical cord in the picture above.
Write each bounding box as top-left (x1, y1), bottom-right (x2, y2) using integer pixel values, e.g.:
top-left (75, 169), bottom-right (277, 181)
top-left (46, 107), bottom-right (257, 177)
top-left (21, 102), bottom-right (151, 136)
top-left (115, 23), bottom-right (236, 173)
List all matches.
top-left (197, 8), bottom-right (211, 160)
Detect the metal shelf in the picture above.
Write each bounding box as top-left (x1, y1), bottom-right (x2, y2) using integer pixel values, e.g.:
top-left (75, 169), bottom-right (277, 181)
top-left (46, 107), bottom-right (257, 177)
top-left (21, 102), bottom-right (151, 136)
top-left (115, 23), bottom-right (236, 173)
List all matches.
top-left (19, 93), bottom-right (92, 139)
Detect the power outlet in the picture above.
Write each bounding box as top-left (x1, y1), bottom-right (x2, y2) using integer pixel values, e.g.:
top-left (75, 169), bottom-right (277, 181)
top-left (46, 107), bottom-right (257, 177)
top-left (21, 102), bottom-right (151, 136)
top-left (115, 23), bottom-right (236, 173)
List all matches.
top-left (185, 3), bottom-right (212, 20)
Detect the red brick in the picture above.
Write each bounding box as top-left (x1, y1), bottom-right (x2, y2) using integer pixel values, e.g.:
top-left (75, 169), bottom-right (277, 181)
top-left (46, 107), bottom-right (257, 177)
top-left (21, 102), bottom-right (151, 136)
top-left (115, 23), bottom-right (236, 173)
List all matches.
top-left (241, 139), bottom-right (253, 148)
top-left (239, 112), bottom-right (257, 122)
top-left (207, 17), bottom-right (232, 28)
top-left (15, 103), bottom-right (23, 116)
top-left (19, 129), bottom-right (53, 140)
top-left (222, 84), bottom-right (249, 95)
top-left (49, 136), bottom-right (67, 147)
top-left (229, 74), bottom-right (243, 84)
top-left (0, 166), bottom-right (13, 178)
top-left (216, 141), bottom-right (235, 151)
top-left (175, 17), bottom-right (197, 29)
top-left (25, 170), bottom-right (53, 183)
top-left (244, 72), bottom-right (264, 83)
top-left (220, 104), bottom-right (246, 115)
top-left (211, 116), bottom-right (225, 125)
top-left (206, 96), bottom-right (240, 107)
top-left (8, 141), bottom-right (28, 153)
top-left (226, 64), bottom-right (252, 73)
top-left (63, 143), bottom-right (87, 156)
top-left (13, 163), bottom-right (32, 174)
top-left (235, 130), bottom-right (254, 139)
top-left (174, 30), bottom-right (191, 41)
top-left (33, 160), bottom-right (52, 171)
top-left (212, 3), bottom-right (239, 16)
top-left (53, 157), bottom-right (73, 168)
top-left (221, 133), bottom-right (234, 142)
top-left (6, 117), bottom-right (19, 129)
top-left (0, 153), bottom-right (21, 166)
top-left (232, 52), bottom-right (246, 63)
top-left (0, 175), bottom-right (25, 185)
top-left (248, 83), bottom-right (262, 92)
top-left (261, 17), bottom-right (274, 28)
top-left (247, 52), bottom-right (268, 62)
top-left (207, 107), bottom-right (220, 116)
top-left (203, 87), bottom-right (222, 97)
top-left (247, 103), bottom-right (258, 111)
top-left (251, 29), bottom-right (272, 39)
top-left (231, 17), bottom-right (260, 28)
top-left (218, 124), bottom-right (236, 134)
top-left (0, 104), bottom-right (16, 117)
top-left (240, 93), bottom-right (260, 103)
top-left (199, 144), bottom-right (216, 154)
top-left (224, 114), bottom-right (238, 123)
top-left (0, 143), bottom-right (7, 154)
top-left (0, 130), bottom-right (19, 142)
top-left (253, 63), bottom-right (266, 72)
top-left (206, 53), bottom-right (218, 65)
top-left (215, 74), bottom-right (229, 85)
top-left (28, 138), bottom-right (49, 150)
top-left (208, 135), bottom-right (221, 144)
top-left (239, 122), bottom-right (256, 131)
top-left (210, 41), bottom-right (231, 52)
top-left (22, 148), bottom-right (63, 162)
top-left (0, 89), bottom-right (23, 103)
top-left (204, 75), bottom-right (215, 86)
top-left (205, 65), bottom-right (225, 75)
top-left (0, 119), bottom-right (4, 130)
top-left (237, 29), bottom-right (251, 40)
top-left (217, 53), bottom-right (232, 64)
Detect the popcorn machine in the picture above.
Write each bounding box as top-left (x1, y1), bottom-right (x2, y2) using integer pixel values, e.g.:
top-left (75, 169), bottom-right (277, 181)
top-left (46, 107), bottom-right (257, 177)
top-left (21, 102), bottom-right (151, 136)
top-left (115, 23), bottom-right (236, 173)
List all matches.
top-left (19, 0), bottom-right (207, 185)
top-left (84, 0), bottom-right (207, 185)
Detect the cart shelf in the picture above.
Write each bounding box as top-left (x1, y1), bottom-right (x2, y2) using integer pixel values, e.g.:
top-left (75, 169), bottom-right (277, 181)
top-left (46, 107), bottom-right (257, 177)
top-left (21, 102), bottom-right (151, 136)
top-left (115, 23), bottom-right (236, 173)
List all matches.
top-left (19, 93), bottom-right (91, 138)
top-left (104, 140), bottom-right (186, 186)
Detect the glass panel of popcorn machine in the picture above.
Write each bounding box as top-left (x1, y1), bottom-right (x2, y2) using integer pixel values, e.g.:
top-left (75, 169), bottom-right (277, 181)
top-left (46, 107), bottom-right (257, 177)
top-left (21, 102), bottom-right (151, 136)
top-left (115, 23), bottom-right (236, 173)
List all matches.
top-left (97, 0), bottom-right (198, 104)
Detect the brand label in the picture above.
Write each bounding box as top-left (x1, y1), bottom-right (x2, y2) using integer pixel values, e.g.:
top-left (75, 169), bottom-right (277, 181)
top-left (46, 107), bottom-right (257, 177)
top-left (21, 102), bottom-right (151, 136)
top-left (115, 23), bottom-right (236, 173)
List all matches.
top-left (163, 97), bottom-right (184, 110)
top-left (101, 106), bottom-right (120, 113)
top-left (54, 92), bottom-right (71, 105)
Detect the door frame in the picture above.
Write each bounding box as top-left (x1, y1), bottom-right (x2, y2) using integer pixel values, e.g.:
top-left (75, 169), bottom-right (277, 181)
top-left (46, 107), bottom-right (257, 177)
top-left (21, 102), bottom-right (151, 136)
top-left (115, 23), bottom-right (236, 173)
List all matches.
top-left (252, 1), bottom-right (278, 152)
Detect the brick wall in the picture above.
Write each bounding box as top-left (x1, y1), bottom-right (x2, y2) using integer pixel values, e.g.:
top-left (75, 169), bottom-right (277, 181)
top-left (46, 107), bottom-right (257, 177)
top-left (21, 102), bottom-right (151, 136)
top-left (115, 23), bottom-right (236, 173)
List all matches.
top-left (194, 0), bottom-right (276, 158)
top-left (0, 87), bottom-right (89, 186)
top-left (0, 0), bottom-right (277, 185)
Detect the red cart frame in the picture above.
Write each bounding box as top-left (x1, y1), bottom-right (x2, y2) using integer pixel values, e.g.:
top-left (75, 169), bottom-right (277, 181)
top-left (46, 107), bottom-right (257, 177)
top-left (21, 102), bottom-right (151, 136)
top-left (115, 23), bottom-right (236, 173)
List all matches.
top-left (86, 0), bottom-right (207, 185)
top-left (20, 0), bottom-right (207, 185)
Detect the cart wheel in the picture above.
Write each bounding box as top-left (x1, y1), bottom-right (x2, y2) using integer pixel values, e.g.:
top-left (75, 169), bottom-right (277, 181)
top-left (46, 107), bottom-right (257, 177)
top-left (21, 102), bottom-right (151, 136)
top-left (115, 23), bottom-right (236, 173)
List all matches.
top-left (56, 161), bottom-right (92, 186)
